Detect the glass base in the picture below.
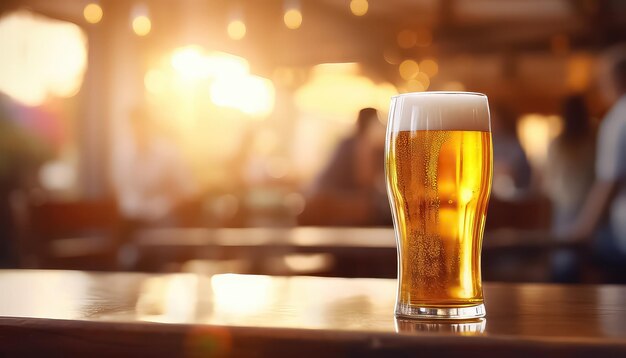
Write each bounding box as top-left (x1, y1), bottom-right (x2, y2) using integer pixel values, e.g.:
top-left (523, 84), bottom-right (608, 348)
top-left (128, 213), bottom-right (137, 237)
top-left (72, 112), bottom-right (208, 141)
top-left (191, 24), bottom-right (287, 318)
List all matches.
top-left (395, 317), bottom-right (486, 334)
top-left (395, 302), bottom-right (485, 320)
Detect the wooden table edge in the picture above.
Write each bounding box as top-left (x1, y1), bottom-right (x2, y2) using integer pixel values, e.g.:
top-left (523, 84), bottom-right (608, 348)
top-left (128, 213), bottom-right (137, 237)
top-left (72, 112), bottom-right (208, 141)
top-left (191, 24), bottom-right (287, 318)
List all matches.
top-left (1, 316), bottom-right (625, 356)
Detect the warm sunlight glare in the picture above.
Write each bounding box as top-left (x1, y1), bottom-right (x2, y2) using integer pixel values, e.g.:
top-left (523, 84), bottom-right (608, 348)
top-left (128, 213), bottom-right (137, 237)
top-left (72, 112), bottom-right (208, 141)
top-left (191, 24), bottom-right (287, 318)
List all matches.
top-left (171, 45), bottom-right (211, 80)
top-left (136, 276), bottom-right (200, 323)
top-left (295, 63), bottom-right (397, 120)
top-left (171, 47), bottom-right (272, 116)
top-left (170, 46), bottom-right (250, 81)
top-left (149, 46), bottom-right (272, 116)
top-left (204, 52), bottom-right (250, 78)
top-left (211, 274), bottom-right (274, 317)
top-left (144, 69), bottom-right (167, 94)
top-left (210, 75), bottom-right (275, 116)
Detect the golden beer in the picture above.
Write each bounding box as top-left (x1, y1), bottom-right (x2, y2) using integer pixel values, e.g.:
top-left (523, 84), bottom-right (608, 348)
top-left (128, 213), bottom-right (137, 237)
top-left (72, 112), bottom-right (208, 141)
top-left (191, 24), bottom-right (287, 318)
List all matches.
top-left (385, 92), bottom-right (492, 319)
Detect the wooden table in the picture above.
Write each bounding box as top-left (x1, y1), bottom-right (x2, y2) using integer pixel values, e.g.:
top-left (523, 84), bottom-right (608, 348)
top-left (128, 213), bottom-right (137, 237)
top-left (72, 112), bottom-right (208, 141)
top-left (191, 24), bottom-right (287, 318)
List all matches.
top-left (135, 227), bottom-right (400, 275)
top-left (135, 227), bottom-right (561, 253)
top-left (136, 227), bottom-right (395, 254)
top-left (135, 227), bottom-right (564, 279)
top-left (1, 270), bottom-right (625, 357)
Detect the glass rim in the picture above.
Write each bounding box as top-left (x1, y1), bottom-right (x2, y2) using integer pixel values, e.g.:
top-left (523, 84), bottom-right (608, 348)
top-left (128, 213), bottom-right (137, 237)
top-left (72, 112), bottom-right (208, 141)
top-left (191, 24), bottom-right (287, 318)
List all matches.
top-left (391, 91), bottom-right (487, 99)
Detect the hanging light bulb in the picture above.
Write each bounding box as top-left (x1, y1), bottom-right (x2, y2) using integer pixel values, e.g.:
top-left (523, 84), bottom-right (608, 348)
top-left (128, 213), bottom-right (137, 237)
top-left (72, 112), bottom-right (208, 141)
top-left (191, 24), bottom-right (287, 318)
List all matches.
top-left (83, 2), bottom-right (103, 24)
top-left (227, 20), bottom-right (246, 40)
top-left (227, 6), bottom-right (246, 40)
top-left (350, 0), bottom-right (368, 16)
top-left (283, 0), bottom-right (302, 30)
top-left (131, 3), bottom-right (151, 36)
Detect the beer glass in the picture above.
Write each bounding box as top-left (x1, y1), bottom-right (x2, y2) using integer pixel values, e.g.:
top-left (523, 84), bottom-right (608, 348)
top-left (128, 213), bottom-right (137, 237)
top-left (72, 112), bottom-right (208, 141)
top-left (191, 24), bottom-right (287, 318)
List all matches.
top-left (385, 92), bottom-right (492, 319)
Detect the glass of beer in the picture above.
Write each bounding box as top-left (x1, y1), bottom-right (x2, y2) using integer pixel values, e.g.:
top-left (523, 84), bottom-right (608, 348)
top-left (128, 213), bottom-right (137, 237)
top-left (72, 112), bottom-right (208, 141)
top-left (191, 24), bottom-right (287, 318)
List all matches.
top-left (385, 92), bottom-right (492, 319)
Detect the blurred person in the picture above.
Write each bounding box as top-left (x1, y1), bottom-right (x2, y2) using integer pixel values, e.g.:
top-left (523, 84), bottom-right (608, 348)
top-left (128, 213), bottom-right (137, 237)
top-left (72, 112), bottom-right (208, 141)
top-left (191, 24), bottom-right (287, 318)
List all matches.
top-left (314, 108), bottom-right (385, 192)
top-left (563, 45), bottom-right (626, 282)
top-left (113, 106), bottom-right (196, 266)
top-left (545, 95), bottom-right (596, 282)
top-left (485, 105), bottom-right (552, 233)
top-left (490, 105), bottom-right (532, 199)
top-left (546, 95), bottom-right (596, 233)
top-left (300, 108), bottom-right (390, 226)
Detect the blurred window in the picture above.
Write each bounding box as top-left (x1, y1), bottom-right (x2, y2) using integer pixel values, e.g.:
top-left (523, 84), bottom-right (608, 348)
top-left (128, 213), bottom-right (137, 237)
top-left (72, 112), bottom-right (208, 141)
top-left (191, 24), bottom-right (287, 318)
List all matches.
top-left (0, 10), bottom-right (87, 197)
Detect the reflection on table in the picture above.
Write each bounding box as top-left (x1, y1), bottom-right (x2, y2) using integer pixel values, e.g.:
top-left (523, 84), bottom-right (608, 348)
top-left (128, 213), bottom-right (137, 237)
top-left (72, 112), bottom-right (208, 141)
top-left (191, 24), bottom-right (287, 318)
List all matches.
top-left (1, 270), bottom-right (625, 356)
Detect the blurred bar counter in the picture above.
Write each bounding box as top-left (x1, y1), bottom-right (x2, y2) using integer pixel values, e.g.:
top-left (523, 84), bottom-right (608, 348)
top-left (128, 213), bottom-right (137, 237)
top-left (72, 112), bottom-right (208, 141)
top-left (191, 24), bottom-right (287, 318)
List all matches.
top-left (0, 270), bottom-right (625, 357)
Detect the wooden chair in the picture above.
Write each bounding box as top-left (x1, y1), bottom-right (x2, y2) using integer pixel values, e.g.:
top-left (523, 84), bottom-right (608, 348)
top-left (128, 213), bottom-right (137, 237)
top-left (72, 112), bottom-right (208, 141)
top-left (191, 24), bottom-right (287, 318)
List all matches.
top-left (486, 195), bottom-right (552, 231)
top-left (298, 192), bottom-right (381, 227)
top-left (11, 192), bottom-right (121, 270)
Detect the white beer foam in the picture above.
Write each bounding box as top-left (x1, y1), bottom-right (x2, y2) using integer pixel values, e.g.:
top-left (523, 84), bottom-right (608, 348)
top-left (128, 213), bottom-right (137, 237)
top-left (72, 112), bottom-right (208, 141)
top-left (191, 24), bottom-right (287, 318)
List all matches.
top-left (389, 92), bottom-right (490, 132)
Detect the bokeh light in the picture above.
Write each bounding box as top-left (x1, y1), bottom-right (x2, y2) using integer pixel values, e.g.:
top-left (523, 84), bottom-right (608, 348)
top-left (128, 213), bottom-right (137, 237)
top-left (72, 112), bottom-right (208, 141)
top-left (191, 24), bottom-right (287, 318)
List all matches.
top-left (132, 15), bottom-right (151, 36)
top-left (350, 0), bottom-right (369, 16)
top-left (415, 72), bottom-right (430, 89)
top-left (517, 114), bottom-right (562, 169)
top-left (0, 11), bottom-right (87, 106)
top-left (227, 20), bottom-right (246, 40)
top-left (415, 28), bottom-right (433, 47)
top-left (83, 3), bottom-right (103, 24)
top-left (383, 48), bottom-right (401, 65)
top-left (419, 58), bottom-right (439, 77)
top-left (405, 79), bottom-right (426, 92)
top-left (39, 160), bottom-right (77, 191)
top-left (399, 60), bottom-right (419, 80)
top-left (567, 54), bottom-right (592, 91)
top-left (284, 9), bottom-right (302, 30)
top-left (397, 30), bottom-right (417, 49)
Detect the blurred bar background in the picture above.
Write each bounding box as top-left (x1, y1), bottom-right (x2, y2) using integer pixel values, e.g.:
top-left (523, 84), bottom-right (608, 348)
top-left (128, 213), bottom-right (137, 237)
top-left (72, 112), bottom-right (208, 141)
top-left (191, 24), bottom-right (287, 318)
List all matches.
top-left (1, 0), bottom-right (626, 282)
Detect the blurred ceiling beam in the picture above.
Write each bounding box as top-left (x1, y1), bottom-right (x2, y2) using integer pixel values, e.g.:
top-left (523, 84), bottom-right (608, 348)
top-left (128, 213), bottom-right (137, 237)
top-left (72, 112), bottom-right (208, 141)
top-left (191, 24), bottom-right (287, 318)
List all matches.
top-left (3, 0), bottom-right (626, 109)
top-left (5, 0), bottom-right (626, 63)
top-left (0, 0), bottom-right (83, 25)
